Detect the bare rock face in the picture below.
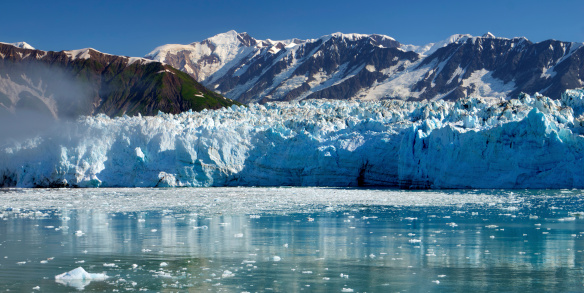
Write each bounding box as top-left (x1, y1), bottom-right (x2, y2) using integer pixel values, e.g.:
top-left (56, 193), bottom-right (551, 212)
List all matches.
top-left (0, 43), bottom-right (239, 119)
top-left (148, 31), bottom-right (584, 103)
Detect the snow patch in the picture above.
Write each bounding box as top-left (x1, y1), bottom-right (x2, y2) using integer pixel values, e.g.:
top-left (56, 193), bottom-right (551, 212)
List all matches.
top-left (461, 69), bottom-right (516, 98)
top-left (127, 57), bottom-right (156, 67)
top-left (365, 65), bottom-right (376, 72)
top-left (447, 66), bottom-right (466, 84)
top-left (64, 49), bottom-right (93, 60)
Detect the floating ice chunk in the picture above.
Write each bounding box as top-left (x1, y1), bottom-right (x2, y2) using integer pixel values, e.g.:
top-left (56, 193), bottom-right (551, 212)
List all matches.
top-left (341, 288), bottom-right (354, 292)
top-left (154, 271), bottom-right (172, 278)
top-left (160, 262), bottom-right (168, 267)
top-left (75, 230), bottom-right (84, 236)
top-left (272, 256), bottom-right (281, 261)
top-left (55, 267), bottom-right (108, 290)
top-left (222, 270), bottom-right (234, 278)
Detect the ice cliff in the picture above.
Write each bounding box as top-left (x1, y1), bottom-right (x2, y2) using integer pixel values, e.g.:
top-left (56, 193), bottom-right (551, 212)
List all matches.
top-left (2, 89), bottom-right (584, 189)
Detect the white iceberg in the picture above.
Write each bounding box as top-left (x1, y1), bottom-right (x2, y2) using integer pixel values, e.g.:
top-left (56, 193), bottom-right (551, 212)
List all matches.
top-left (55, 267), bottom-right (108, 290)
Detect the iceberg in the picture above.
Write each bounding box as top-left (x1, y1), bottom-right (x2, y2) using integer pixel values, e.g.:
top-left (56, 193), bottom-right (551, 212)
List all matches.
top-left (2, 89), bottom-right (584, 189)
top-left (54, 267), bottom-right (108, 290)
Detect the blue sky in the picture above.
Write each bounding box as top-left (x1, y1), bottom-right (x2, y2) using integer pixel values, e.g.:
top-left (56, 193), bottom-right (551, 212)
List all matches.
top-left (2, 0), bottom-right (583, 57)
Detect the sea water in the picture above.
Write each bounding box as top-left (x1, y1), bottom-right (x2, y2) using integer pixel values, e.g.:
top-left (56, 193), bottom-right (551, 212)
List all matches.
top-left (0, 188), bottom-right (583, 292)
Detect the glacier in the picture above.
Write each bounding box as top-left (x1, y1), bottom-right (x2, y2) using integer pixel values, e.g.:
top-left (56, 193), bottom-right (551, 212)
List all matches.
top-left (1, 89), bottom-right (584, 189)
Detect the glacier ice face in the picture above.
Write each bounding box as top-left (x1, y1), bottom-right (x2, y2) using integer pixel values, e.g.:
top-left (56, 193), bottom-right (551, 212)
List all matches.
top-left (2, 89), bottom-right (584, 189)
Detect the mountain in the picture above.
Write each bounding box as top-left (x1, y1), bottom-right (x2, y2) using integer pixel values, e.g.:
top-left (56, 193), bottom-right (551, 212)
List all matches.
top-left (147, 31), bottom-right (584, 103)
top-left (0, 41), bottom-right (35, 50)
top-left (0, 43), bottom-right (239, 119)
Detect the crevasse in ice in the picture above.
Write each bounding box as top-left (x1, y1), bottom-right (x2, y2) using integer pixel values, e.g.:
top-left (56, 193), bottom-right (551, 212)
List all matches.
top-left (2, 89), bottom-right (584, 189)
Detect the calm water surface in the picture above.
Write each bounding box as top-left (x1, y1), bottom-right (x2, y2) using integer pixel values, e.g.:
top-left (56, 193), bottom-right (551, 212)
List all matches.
top-left (0, 188), bottom-right (583, 292)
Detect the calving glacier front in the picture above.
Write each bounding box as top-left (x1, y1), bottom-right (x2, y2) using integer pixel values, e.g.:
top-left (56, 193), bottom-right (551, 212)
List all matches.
top-left (2, 89), bottom-right (584, 188)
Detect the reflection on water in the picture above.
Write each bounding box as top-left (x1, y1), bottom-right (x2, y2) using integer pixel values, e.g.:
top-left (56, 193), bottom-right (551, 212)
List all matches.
top-left (0, 188), bottom-right (583, 292)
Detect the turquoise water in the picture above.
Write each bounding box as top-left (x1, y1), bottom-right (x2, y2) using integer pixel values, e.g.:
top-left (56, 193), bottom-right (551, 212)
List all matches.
top-left (0, 188), bottom-right (583, 292)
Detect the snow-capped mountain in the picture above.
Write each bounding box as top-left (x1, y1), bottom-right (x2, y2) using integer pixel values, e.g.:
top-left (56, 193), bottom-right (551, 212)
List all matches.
top-left (147, 31), bottom-right (584, 103)
top-left (2, 89), bottom-right (584, 188)
top-left (0, 43), bottom-right (237, 119)
top-left (0, 41), bottom-right (35, 50)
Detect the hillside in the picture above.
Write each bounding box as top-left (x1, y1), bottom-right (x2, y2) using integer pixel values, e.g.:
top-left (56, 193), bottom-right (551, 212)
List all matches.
top-left (0, 43), bottom-right (239, 119)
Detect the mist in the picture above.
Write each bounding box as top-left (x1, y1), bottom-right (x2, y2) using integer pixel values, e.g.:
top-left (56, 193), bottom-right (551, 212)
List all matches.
top-left (0, 60), bottom-right (96, 145)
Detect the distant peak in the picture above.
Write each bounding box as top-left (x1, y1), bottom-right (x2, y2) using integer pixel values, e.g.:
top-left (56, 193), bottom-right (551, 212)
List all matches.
top-left (63, 48), bottom-right (110, 61)
top-left (322, 32), bottom-right (398, 47)
top-left (0, 41), bottom-right (35, 50)
top-left (236, 32), bottom-right (257, 47)
top-left (224, 30), bottom-right (239, 36)
top-left (328, 32), bottom-right (371, 40)
top-left (399, 34), bottom-right (471, 55)
top-left (208, 30), bottom-right (240, 40)
top-left (482, 32), bottom-right (496, 38)
top-left (208, 30), bottom-right (259, 47)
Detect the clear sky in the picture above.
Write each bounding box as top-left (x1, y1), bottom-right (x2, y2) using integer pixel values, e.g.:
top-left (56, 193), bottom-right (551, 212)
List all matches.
top-left (2, 0), bottom-right (584, 57)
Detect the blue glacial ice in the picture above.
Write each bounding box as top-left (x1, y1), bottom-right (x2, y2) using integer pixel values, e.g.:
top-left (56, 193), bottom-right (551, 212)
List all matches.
top-left (1, 89), bottom-right (584, 189)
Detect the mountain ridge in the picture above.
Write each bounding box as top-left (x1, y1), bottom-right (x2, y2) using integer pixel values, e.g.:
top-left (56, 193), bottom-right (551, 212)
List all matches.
top-left (146, 31), bottom-right (584, 103)
top-left (0, 43), bottom-right (239, 119)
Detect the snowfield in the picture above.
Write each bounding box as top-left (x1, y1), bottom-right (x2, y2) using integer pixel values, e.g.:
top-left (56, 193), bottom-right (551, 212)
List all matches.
top-left (2, 89), bottom-right (584, 189)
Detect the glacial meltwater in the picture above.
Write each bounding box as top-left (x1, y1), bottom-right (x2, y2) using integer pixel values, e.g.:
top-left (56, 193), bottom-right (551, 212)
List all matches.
top-left (0, 188), bottom-right (583, 292)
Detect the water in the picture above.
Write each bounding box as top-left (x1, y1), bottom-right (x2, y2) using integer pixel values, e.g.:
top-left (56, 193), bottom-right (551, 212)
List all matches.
top-left (0, 188), bottom-right (583, 292)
